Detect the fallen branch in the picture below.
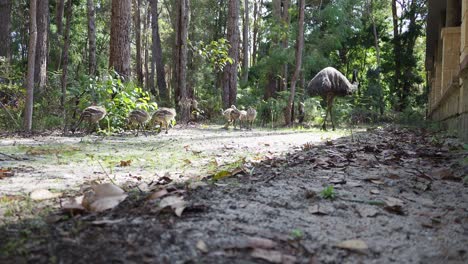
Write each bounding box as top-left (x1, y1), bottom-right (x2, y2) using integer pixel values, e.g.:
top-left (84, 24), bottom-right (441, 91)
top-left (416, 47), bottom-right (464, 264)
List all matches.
top-left (0, 152), bottom-right (22, 161)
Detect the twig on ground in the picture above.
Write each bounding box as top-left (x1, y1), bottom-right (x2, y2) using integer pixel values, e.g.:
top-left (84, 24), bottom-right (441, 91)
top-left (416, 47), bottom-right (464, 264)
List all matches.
top-left (0, 152), bottom-right (22, 161)
top-left (97, 160), bottom-right (117, 185)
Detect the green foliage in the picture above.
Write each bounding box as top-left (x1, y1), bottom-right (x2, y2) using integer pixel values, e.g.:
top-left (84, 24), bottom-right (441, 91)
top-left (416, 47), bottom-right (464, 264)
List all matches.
top-left (194, 39), bottom-right (233, 72)
top-left (67, 72), bottom-right (158, 132)
top-left (320, 186), bottom-right (337, 200)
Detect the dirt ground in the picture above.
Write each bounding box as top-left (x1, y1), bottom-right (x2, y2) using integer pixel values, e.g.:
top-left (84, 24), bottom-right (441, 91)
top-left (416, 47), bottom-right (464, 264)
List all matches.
top-left (0, 125), bottom-right (467, 263)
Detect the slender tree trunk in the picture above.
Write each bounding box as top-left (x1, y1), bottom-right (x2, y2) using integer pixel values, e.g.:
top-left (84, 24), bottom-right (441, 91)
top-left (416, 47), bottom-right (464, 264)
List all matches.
top-left (34, 0), bottom-right (49, 93)
top-left (87, 0), bottom-right (96, 76)
top-left (134, 0), bottom-right (143, 86)
top-left (285, 0), bottom-right (304, 125)
top-left (391, 0), bottom-right (402, 111)
top-left (222, 0), bottom-right (240, 109)
top-left (151, 0), bottom-right (167, 101)
top-left (252, 0), bottom-right (260, 66)
top-left (109, 0), bottom-right (132, 80)
top-left (24, 0), bottom-right (38, 131)
top-left (0, 0), bottom-right (12, 59)
top-left (370, 0), bottom-right (383, 115)
top-left (174, 0), bottom-right (190, 122)
top-left (241, 0), bottom-right (249, 84)
top-left (61, 0), bottom-right (72, 130)
top-left (144, 3), bottom-right (150, 90)
top-left (280, 0), bottom-right (290, 92)
top-left (56, 0), bottom-right (65, 36)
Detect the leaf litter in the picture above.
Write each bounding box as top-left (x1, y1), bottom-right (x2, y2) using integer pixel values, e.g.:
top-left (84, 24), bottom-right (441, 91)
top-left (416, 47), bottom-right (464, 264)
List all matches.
top-left (0, 126), bottom-right (467, 263)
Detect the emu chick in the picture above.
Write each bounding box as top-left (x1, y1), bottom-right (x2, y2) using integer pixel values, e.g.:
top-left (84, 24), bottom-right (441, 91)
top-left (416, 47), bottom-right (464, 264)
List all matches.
top-left (151, 108), bottom-right (176, 134)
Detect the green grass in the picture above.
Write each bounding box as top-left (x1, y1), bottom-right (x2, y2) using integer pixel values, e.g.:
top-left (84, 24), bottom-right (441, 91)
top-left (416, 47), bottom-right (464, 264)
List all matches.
top-left (320, 186), bottom-right (337, 200)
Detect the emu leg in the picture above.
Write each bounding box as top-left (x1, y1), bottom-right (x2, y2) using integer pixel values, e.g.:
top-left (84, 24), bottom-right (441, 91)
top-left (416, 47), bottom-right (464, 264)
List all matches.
top-left (328, 96), bottom-right (335, 131)
top-left (165, 122), bottom-right (169, 134)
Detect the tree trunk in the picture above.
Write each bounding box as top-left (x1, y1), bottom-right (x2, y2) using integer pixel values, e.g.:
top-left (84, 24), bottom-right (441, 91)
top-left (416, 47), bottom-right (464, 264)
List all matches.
top-left (252, 0), bottom-right (260, 66)
top-left (174, 0), bottom-right (190, 122)
top-left (391, 0), bottom-right (402, 111)
top-left (151, 0), bottom-right (167, 101)
top-left (56, 0), bottom-right (65, 36)
top-left (34, 0), bottom-right (49, 93)
top-left (143, 2), bottom-right (150, 90)
top-left (109, 0), bottom-right (132, 80)
top-left (133, 0), bottom-right (143, 86)
top-left (222, 0), bottom-right (240, 109)
top-left (280, 0), bottom-right (290, 92)
top-left (285, 0), bottom-right (304, 126)
top-left (61, 0), bottom-right (72, 130)
top-left (87, 0), bottom-right (96, 76)
top-left (370, 0), bottom-right (383, 115)
top-left (0, 0), bottom-right (12, 59)
top-left (24, 0), bottom-right (38, 131)
top-left (241, 0), bottom-right (249, 84)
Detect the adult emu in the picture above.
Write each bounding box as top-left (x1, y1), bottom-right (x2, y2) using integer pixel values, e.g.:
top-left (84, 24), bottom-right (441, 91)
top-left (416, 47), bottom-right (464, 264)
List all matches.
top-left (306, 67), bottom-right (358, 131)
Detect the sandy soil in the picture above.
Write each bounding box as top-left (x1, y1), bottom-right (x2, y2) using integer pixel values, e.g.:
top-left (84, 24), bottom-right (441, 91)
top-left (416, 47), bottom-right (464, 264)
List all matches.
top-left (0, 125), bottom-right (467, 263)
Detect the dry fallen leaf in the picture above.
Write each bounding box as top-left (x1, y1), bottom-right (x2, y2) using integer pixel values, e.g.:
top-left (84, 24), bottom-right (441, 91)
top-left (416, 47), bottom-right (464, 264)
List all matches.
top-left (120, 160), bottom-right (132, 167)
top-left (159, 195), bottom-right (187, 217)
top-left (82, 183), bottom-right (127, 212)
top-left (61, 195), bottom-right (86, 214)
top-left (0, 169), bottom-right (14, 179)
top-left (309, 204), bottom-right (333, 215)
top-left (336, 239), bottom-right (368, 252)
top-left (251, 248), bottom-right (296, 264)
top-left (30, 189), bottom-right (62, 201)
top-left (148, 189), bottom-right (168, 200)
top-left (196, 240), bottom-right (208, 253)
top-left (246, 237), bottom-right (277, 249)
top-left (384, 197), bottom-right (405, 215)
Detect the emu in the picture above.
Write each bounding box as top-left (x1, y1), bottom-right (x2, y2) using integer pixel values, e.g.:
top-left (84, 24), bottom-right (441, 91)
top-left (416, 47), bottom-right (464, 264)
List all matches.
top-left (246, 107), bottom-right (257, 130)
top-left (72, 106), bottom-right (107, 134)
top-left (127, 109), bottom-right (150, 136)
top-left (151, 107), bottom-right (176, 134)
top-left (306, 67), bottom-right (358, 131)
top-left (229, 105), bottom-right (241, 129)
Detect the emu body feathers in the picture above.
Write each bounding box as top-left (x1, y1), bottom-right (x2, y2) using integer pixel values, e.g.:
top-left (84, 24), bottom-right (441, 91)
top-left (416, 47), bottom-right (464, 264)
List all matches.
top-left (306, 67), bottom-right (358, 130)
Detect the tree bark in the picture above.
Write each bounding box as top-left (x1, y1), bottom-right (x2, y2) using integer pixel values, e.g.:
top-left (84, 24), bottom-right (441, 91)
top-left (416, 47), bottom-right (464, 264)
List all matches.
top-left (134, 0), bottom-right (143, 86)
top-left (285, 0), bottom-right (304, 125)
top-left (61, 0), bottom-right (72, 130)
top-left (24, 0), bottom-right (38, 131)
top-left (34, 0), bottom-right (49, 93)
top-left (143, 2), bottom-right (150, 90)
top-left (280, 0), bottom-right (290, 92)
top-left (56, 0), bottom-right (65, 36)
top-left (252, 0), bottom-right (260, 66)
top-left (0, 0), bottom-right (12, 59)
top-left (391, 0), bottom-right (402, 111)
top-left (241, 0), bottom-right (249, 84)
top-left (222, 0), bottom-right (240, 109)
top-left (87, 0), bottom-right (96, 76)
top-left (174, 0), bottom-right (190, 122)
top-left (109, 0), bottom-right (132, 80)
top-left (151, 0), bottom-right (167, 100)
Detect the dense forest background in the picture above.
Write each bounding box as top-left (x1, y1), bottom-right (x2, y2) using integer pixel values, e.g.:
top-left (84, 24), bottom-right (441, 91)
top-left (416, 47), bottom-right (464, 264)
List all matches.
top-left (0, 0), bottom-right (427, 132)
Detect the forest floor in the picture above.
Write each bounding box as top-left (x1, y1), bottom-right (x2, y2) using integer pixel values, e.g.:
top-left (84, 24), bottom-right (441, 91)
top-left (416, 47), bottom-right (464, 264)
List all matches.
top-left (0, 124), bottom-right (467, 263)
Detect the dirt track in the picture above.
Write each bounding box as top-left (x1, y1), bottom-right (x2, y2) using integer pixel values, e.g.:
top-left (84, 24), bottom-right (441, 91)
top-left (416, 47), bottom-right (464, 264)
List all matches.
top-left (0, 125), bottom-right (467, 263)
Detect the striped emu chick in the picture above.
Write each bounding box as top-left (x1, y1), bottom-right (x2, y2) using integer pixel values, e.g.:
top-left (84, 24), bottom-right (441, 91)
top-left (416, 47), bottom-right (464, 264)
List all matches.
top-left (246, 107), bottom-right (257, 130)
top-left (221, 107), bottom-right (234, 128)
top-left (127, 109), bottom-right (150, 136)
top-left (151, 107), bottom-right (176, 134)
top-left (238, 110), bottom-right (247, 129)
top-left (73, 106), bottom-right (107, 134)
top-left (229, 105), bottom-right (241, 129)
